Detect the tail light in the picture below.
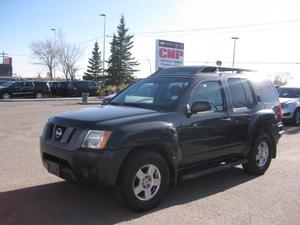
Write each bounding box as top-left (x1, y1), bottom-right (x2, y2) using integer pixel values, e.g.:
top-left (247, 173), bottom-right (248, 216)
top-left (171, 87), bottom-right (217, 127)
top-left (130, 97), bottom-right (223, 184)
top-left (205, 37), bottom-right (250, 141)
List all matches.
top-left (278, 103), bottom-right (283, 123)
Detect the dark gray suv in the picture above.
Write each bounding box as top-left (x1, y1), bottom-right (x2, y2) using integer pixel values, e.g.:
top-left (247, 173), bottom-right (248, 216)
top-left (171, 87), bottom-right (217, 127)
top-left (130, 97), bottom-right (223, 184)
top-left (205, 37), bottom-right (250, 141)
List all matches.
top-left (40, 66), bottom-right (283, 211)
top-left (0, 81), bottom-right (50, 99)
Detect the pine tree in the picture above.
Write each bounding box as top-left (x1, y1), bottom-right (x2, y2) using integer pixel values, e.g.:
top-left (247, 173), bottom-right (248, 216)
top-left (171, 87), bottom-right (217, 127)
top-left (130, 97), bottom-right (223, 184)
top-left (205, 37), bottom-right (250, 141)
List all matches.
top-left (106, 15), bottom-right (139, 85)
top-left (83, 42), bottom-right (103, 81)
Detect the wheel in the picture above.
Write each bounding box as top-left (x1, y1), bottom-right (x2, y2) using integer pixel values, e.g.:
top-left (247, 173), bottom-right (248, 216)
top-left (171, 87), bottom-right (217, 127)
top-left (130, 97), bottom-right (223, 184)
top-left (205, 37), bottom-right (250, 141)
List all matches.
top-left (293, 109), bottom-right (300, 126)
top-left (2, 93), bottom-right (10, 99)
top-left (243, 134), bottom-right (272, 175)
top-left (35, 92), bottom-right (43, 98)
top-left (115, 151), bottom-right (170, 212)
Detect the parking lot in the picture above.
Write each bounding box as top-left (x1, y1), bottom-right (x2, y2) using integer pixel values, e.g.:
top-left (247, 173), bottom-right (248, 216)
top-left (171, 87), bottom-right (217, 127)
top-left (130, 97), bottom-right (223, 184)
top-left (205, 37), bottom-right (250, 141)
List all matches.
top-left (0, 100), bottom-right (300, 225)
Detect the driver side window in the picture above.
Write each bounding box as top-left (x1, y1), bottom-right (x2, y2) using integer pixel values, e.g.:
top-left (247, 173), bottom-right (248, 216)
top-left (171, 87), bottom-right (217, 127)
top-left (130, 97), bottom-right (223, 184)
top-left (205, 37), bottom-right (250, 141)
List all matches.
top-left (189, 81), bottom-right (224, 112)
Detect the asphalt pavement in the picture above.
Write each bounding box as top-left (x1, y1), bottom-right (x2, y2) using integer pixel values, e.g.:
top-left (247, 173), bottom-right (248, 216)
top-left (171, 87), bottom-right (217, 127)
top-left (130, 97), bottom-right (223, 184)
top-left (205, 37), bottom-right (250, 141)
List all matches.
top-left (0, 100), bottom-right (300, 225)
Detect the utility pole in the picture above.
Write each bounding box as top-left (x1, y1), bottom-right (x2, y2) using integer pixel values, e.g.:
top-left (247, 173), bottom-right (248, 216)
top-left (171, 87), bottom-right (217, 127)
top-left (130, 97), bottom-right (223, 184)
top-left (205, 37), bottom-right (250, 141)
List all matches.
top-left (231, 37), bottom-right (239, 67)
top-left (100, 14), bottom-right (106, 77)
top-left (1, 51), bottom-right (8, 64)
top-left (51, 28), bottom-right (56, 79)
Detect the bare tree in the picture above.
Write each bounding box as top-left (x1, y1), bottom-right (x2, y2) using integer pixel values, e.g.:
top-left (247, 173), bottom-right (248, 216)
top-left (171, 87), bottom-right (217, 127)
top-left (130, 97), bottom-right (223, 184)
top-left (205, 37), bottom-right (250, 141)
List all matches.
top-left (56, 31), bottom-right (82, 80)
top-left (269, 72), bottom-right (293, 86)
top-left (30, 39), bottom-right (57, 80)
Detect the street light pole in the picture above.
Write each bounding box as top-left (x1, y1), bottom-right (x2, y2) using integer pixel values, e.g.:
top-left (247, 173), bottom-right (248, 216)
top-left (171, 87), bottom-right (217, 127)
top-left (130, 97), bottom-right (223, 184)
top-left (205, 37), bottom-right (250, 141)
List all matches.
top-left (231, 37), bottom-right (239, 68)
top-left (141, 56), bottom-right (152, 74)
top-left (100, 14), bottom-right (106, 77)
top-left (51, 28), bottom-right (56, 79)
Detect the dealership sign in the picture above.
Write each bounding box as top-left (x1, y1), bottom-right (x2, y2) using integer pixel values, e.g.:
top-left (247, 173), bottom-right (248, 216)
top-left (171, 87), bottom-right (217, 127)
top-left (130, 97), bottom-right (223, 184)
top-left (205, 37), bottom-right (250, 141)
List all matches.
top-left (155, 40), bottom-right (184, 71)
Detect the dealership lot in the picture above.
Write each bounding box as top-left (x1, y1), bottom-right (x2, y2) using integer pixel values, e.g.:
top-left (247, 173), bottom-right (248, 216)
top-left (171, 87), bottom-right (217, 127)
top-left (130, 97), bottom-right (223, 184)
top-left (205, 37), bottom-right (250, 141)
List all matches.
top-left (0, 100), bottom-right (300, 225)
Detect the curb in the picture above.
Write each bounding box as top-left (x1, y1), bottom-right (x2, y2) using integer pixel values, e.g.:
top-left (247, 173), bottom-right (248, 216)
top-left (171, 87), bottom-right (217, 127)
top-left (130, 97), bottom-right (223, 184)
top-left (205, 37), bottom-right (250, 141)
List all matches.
top-left (0, 97), bottom-right (103, 103)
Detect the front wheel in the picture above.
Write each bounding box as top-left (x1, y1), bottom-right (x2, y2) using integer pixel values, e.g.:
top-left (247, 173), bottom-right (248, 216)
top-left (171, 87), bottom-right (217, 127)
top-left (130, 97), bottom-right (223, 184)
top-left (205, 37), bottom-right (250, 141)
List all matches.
top-left (243, 134), bottom-right (272, 175)
top-left (2, 92), bottom-right (10, 99)
top-left (116, 151), bottom-right (170, 212)
top-left (293, 109), bottom-right (300, 126)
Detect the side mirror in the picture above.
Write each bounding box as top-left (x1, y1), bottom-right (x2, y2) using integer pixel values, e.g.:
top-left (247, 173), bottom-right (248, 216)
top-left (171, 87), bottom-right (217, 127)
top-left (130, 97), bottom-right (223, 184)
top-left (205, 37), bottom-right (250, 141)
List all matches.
top-left (187, 101), bottom-right (212, 116)
top-left (256, 95), bottom-right (261, 102)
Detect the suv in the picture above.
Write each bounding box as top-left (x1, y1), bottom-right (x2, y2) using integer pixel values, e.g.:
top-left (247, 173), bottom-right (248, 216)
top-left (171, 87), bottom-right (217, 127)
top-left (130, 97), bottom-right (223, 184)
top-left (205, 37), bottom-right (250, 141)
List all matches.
top-left (277, 85), bottom-right (300, 125)
top-left (66, 80), bottom-right (99, 97)
top-left (49, 81), bottom-right (68, 97)
top-left (40, 66), bottom-right (283, 211)
top-left (0, 81), bottom-right (50, 99)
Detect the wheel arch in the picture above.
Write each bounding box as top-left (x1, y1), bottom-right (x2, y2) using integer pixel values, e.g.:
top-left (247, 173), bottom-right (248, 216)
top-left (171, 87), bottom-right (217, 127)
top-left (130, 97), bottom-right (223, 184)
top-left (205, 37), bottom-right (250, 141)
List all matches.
top-left (116, 143), bottom-right (178, 187)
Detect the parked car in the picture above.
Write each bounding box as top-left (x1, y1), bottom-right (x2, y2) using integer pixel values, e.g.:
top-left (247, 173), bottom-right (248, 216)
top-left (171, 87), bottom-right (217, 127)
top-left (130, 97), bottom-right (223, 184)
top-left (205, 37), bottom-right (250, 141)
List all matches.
top-left (49, 81), bottom-right (68, 97)
top-left (40, 66), bottom-right (283, 211)
top-left (66, 80), bottom-right (99, 97)
top-left (0, 80), bottom-right (50, 99)
top-left (277, 85), bottom-right (300, 125)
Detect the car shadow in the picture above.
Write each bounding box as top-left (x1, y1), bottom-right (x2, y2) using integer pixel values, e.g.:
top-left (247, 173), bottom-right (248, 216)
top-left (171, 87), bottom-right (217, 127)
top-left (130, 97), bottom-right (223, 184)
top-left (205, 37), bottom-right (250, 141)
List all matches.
top-left (283, 125), bottom-right (300, 135)
top-left (0, 168), bottom-right (257, 225)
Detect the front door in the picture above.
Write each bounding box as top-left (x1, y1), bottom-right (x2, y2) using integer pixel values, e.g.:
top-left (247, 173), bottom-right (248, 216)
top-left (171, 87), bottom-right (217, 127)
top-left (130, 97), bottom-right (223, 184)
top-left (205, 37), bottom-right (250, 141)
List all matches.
top-left (179, 80), bottom-right (236, 164)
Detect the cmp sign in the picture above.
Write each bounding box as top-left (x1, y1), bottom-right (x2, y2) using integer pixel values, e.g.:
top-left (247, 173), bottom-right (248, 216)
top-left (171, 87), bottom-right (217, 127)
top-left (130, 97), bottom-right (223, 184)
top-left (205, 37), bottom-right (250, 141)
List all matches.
top-left (155, 39), bottom-right (184, 71)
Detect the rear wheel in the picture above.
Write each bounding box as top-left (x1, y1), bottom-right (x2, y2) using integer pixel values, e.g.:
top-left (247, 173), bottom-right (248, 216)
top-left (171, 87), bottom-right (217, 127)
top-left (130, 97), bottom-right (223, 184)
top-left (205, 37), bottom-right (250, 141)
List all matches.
top-left (293, 109), bottom-right (300, 126)
top-left (115, 151), bottom-right (170, 212)
top-left (243, 134), bottom-right (272, 175)
top-left (35, 92), bottom-right (43, 98)
top-left (2, 92), bottom-right (10, 99)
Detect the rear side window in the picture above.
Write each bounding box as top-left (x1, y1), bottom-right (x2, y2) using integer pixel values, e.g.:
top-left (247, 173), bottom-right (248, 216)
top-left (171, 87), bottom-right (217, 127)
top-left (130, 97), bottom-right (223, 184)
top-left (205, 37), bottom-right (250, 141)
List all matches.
top-left (254, 79), bottom-right (278, 104)
top-left (24, 82), bottom-right (34, 88)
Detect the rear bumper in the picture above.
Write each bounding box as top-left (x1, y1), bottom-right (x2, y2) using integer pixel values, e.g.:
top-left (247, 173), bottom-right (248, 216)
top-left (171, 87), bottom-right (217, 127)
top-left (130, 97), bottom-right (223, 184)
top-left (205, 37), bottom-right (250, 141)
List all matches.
top-left (40, 139), bottom-right (129, 187)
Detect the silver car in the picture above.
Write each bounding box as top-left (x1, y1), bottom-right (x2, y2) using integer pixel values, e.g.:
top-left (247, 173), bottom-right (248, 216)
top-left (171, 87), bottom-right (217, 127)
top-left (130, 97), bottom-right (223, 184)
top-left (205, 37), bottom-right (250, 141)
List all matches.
top-left (277, 86), bottom-right (300, 125)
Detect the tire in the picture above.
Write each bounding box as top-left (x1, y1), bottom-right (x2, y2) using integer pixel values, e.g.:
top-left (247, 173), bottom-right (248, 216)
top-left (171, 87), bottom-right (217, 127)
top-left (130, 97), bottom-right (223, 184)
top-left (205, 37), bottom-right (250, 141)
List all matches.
top-left (293, 109), bottom-right (300, 126)
top-left (2, 92), bottom-right (10, 99)
top-left (35, 92), bottom-right (43, 98)
top-left (243, 134), bottom-right (272, 175)
top-left (115, 151), bottom-right (170, 212)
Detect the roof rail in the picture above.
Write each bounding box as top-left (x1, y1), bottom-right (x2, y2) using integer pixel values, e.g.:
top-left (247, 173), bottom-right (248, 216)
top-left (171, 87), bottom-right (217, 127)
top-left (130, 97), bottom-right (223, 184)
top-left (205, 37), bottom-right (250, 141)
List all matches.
top-left (199, 66), bottom-right (254, 73)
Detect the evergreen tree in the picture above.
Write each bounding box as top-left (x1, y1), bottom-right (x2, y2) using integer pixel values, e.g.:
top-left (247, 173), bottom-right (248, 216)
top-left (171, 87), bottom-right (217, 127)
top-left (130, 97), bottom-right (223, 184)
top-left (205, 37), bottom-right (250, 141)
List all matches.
top-left (106, 15), bottom-right (139, 85)
top-left (83, 42), bottom-right (103, 81)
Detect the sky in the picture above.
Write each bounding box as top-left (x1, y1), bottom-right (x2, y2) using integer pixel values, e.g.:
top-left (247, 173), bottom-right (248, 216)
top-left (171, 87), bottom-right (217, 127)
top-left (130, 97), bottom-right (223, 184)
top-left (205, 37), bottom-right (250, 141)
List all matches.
top-left (1, 0), bottom-right (300, 82)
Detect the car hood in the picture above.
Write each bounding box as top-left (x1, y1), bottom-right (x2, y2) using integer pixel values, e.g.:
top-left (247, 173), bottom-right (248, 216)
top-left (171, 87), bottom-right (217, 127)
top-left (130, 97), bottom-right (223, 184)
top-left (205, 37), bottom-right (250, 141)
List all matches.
top-left (51, 105), bottom-right (159, 126)
top-left (279, 98), bottom-right (298, 104)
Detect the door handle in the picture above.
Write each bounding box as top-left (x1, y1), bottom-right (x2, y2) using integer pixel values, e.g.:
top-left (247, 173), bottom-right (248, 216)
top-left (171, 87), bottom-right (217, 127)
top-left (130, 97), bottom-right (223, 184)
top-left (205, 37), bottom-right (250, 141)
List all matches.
top-left (221, 117), bottom-right (232, 122)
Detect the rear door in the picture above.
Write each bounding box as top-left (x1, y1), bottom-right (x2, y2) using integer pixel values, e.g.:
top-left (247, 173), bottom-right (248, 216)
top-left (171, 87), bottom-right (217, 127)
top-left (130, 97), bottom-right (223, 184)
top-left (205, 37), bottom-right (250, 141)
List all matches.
top-left (225, 78), bottom-right (255, 147)
top-left (23, 82), bottom-right (35, 96)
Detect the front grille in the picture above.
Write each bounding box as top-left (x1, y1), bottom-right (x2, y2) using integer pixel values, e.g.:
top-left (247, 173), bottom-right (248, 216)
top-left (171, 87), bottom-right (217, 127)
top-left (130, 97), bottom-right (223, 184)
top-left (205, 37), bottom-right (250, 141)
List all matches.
top-left (47, 123), bottom-right (76, 143)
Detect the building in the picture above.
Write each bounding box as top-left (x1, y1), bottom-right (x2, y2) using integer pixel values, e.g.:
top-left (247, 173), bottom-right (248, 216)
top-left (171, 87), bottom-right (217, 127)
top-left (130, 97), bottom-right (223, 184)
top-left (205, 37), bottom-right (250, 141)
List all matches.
top-left (0, 57), bottom-right (13, 77)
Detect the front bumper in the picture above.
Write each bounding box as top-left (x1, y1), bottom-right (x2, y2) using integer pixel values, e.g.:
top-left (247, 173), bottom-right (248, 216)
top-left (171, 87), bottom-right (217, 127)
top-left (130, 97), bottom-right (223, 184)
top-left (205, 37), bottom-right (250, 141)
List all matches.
top-left (40, 139), bottom-right (129, 187)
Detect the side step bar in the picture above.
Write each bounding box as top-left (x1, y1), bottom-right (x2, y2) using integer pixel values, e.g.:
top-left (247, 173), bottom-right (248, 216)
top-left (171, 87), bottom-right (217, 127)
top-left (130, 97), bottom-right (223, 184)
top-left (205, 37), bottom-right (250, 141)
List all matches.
top-left (180, 159), bottom-right (248, 182)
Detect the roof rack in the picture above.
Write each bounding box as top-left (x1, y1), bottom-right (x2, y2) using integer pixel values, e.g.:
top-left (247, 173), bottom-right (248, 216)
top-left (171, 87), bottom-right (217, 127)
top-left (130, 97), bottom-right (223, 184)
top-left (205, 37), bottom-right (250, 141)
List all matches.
top-left (199, 66), bottom-right (254, 73)
top-left (151, 65), bottom-right (254, 77)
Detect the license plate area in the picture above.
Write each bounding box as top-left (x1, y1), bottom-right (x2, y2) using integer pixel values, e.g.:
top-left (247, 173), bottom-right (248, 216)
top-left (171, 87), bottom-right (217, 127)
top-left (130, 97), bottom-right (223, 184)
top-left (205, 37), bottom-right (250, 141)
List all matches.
top-left (47, 161), bottom-right (60, 176)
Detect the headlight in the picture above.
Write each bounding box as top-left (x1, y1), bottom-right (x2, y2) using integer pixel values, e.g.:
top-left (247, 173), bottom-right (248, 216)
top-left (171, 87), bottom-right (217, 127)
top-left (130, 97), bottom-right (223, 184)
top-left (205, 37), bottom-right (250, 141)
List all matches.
top-left (284, 102), bottom-right (297, 110)
top-left (82, 130), bottom-right (112, 150)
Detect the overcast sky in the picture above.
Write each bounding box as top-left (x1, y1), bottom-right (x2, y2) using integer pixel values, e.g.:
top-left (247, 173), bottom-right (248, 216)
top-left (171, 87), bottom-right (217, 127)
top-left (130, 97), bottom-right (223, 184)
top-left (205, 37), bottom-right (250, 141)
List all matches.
top-left (1, 0), bottom-right (300, 82)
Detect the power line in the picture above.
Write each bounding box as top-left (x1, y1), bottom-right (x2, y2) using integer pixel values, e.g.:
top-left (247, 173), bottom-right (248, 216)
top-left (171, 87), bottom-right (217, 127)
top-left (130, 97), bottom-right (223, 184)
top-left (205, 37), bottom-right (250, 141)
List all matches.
top-left (133, 18), bottom-right (300, 35)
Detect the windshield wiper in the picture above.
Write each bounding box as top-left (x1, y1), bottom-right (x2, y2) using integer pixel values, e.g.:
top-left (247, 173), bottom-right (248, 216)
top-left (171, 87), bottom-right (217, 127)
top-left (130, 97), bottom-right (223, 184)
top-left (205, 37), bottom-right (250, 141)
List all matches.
top-left (123, 102), bottom-right (159, 111)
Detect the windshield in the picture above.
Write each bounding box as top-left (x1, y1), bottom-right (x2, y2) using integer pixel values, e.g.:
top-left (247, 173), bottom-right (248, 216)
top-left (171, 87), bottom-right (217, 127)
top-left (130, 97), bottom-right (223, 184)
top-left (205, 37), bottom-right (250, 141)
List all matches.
top-left (109, 78), bottom-right (191, 111)
top-left (277, 88), bottom-right (300, 98)
top-left (1, 81), bottom-right (14, 88)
